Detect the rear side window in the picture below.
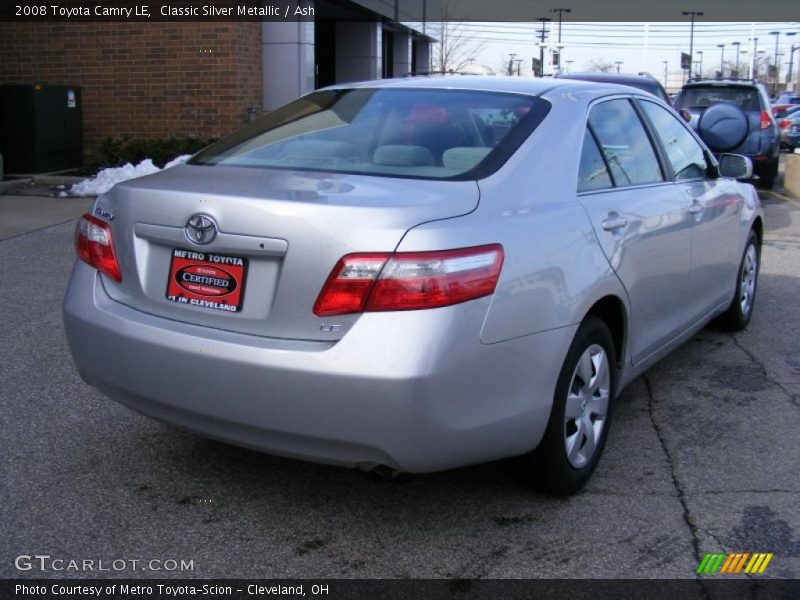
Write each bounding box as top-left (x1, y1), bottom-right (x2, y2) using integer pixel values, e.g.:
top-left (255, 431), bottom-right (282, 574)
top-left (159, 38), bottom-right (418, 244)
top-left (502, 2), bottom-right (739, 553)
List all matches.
top-left (640, 101), bottom-right (709, 180)
top-left (588, 99), bottom-right (663, 186)
top-left (190, 88), bottom-right (549, 180)
top-left (676, 86), bottom-right (761, 112)
top-left (578, 129), bottom-right (612, 192)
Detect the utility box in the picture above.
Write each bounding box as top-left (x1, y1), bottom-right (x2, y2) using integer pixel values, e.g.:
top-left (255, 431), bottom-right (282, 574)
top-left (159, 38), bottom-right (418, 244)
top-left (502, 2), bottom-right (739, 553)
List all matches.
top-left (0, 84), bottom-right (83, 174)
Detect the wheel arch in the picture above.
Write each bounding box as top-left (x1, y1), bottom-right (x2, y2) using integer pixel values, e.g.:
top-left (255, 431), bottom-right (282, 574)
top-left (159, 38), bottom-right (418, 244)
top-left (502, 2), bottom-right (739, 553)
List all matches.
top-left (583, 295), bottom-right (627, 372)
top-left (752, 216), bottom-right (764, 246)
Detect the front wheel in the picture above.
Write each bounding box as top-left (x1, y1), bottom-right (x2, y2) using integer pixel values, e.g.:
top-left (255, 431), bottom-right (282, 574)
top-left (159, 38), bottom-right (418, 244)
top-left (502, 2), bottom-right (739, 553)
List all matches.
top-left (716, 231), bottom-right (760, 331)
top-left (526, 317), bottom-right (616, 495)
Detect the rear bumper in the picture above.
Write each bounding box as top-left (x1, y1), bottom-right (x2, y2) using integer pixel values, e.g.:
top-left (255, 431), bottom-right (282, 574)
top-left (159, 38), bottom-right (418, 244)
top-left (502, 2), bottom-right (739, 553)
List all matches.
top-left (63, 262), bottom-right (575, 472)
top-left (783, 131), bottom-right (800, 148)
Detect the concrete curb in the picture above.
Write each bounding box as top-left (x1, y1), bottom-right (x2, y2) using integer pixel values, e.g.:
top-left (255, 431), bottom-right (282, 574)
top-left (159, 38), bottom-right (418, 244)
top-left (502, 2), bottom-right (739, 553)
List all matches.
top-left (33, 175), bottom-right (85, 186)
top-left (0, 178), bottom-right (32, 194)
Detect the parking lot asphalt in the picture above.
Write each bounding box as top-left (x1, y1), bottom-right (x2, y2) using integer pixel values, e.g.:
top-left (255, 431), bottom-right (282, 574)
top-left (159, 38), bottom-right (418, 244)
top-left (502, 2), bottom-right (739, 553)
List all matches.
top-left (0, 193), bottom-right (92, 241)
top-left (1, 185), bottom-right (799, 580)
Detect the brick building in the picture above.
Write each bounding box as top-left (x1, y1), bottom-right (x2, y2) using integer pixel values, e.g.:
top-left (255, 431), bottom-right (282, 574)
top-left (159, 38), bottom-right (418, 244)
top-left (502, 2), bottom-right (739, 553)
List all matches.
top-left (0, 23), bottom-right (262, 149)
top-left (0, 0), bottom-right (433, 164)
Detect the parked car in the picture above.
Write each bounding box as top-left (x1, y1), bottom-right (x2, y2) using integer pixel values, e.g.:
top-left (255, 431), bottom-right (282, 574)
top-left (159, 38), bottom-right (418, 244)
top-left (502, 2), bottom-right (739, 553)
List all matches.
top-left (779, 107), bottom-right (800, 149)
top-left (63, 76), bottom-right (762, 495)
top-left (555, 71), bottom-right (672, 105)
top-left (772, 103), bottom-right (800, 117)
top-left (782, 112), bottom-right (800, 151)
top-left (675, 78), bottom-right (780, 188)
top-left (774, 91), bottom-right (800, 106)
top-left (775, 104), bottom-right (800, 119)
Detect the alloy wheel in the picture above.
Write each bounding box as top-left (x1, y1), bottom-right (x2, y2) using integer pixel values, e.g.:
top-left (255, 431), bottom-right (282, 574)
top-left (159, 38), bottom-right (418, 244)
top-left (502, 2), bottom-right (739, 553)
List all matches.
top-left (740, 243), bottom-right (758, 317)
top-left (564, 344), bottom-right (610, 468)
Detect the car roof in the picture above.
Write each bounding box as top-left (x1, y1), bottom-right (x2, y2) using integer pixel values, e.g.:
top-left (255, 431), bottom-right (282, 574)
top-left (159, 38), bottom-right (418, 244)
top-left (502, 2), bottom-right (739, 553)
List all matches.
top-left (683, 79), bottom-right (762, 89)
top-left (556, 72), bottom-right (668, 100)
top-left (321, 75), bottom-right (657, 99)
top-left (556, 72), bottom-right (657, 85)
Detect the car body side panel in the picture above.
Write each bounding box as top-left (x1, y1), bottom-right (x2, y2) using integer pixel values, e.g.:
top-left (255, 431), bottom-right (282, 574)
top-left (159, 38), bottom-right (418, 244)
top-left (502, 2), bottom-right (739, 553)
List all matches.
top-left (397, 198), bottom-right (623, 347)
top-left (681, 179), bottom-right (744, 316)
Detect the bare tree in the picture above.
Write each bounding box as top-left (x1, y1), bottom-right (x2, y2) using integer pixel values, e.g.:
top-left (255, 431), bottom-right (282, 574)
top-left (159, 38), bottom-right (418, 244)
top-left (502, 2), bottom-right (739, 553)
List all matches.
top-left (432, 2), bottom-right (486, 73)
top-left (584, 58), bottom-right (616, 73)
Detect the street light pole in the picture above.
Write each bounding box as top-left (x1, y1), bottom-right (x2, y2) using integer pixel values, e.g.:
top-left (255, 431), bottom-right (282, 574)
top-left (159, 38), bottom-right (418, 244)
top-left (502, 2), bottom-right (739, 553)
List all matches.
top-left (697, 50), bottom-right (703, 77)
top-left (615, 60), bottom-right (623, 73)
top-left (663, 60), bottom-right (669, 88)
top-left (682, 10), bottom-right (704, 80)
top-left (536, 17), bottom-right (550, 77)
top-left (789, 44), bottom-right (800, 92)
top-left (508, 53), bottom-right (516, 77)
top-left (784, 33), bottom-right (798, 90)
top-left (732, 41), bottom-right (741, 77)
top-left (717, 44), bottom-right (725, 77)
top-left (770, 31), bottom-right (780, 95)
top-left (550, 7), bottom-right (571, 44)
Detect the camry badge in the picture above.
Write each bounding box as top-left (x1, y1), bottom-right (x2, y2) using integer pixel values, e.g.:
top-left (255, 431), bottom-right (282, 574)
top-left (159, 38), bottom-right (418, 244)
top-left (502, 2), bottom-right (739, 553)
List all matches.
top-left (184, 214), bottom-right (218, 245)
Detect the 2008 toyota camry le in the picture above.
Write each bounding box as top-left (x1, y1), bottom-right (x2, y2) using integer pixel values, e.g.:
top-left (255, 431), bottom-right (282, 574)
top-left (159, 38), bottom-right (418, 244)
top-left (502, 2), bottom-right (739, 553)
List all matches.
top-left (63, 76), bottom-right (763, 494)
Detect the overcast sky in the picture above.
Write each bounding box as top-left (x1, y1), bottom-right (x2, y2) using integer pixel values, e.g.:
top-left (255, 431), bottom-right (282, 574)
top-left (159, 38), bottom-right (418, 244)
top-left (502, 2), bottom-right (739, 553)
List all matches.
top-left (454, 21), bottom-right (799, 86)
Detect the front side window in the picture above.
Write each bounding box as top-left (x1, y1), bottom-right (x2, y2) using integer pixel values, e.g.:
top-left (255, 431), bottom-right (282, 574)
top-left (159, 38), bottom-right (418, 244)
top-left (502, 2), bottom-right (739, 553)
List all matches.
top-left (588, 99), bottom-right (663, 187)
top-left (640, 101), bottom-right (710, 181)
top-left (190, 88), bottom-right (549, 180)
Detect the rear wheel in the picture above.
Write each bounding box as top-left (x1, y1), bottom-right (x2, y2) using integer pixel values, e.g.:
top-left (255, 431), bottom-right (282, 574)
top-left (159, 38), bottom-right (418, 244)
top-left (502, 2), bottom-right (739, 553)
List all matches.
top-left (716, 231), bottom-right (760, 331)
top-left (757, 158), bottom-right (778, 189)
top-left (526, 317), bottom-right (615, 495)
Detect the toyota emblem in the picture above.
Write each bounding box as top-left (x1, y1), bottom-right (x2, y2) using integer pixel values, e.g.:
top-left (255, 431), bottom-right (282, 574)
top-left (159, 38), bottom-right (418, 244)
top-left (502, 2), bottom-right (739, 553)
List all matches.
top-left (184, 214), bottom-right (218, 245)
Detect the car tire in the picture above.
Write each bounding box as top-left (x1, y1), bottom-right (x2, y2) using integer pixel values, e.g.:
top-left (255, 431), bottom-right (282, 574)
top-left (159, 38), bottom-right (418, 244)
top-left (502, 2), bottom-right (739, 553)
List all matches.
top-left (757, 158), bottom-right (778, 189)
top-left (526, 316), bottom-right (616, 495)
top-left (716, 231), bottom-right (760, 331)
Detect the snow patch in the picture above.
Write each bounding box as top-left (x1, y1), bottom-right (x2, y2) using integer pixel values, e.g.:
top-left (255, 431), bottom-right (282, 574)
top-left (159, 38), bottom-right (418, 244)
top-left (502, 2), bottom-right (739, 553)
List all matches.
top-left (68, 155), bottom-right (192, 197)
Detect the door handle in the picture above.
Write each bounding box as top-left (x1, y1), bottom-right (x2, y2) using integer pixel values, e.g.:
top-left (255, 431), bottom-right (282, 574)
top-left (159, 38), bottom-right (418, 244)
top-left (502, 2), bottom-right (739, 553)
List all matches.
top-left (601, 214), bottom-right (628, 231)
top-left (688, 201), bottom-right (703, 214)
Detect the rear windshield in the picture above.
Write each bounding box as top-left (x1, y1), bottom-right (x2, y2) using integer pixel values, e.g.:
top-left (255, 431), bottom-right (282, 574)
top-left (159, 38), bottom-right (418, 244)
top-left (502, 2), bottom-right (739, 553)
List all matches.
top-left (676, 86), bottom-right (762, 112)
top-left (190, 88), bottom-right (549, 180)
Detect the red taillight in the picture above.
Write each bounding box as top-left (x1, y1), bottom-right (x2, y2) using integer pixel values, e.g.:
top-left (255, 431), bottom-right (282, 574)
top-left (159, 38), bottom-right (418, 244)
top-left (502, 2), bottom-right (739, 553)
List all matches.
top-left (760, 111), bottom-right (772, 130)
top-left (74, 213), bottom-right (122, 282)
top-left (313, 245), bottom-right (504, 316)
top-left (779, 118), bottom-right (790, 129)
top-left (312, 253), bottom-right (390, 316)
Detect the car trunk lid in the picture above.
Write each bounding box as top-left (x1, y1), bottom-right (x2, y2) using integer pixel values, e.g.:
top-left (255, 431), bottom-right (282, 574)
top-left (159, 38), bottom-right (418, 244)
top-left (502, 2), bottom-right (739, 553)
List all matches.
top-left (94, 164), bottom-right (480, 341)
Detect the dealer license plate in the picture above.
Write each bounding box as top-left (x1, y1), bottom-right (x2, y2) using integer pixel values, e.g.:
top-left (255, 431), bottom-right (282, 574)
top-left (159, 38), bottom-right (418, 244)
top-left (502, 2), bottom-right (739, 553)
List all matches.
top-left (165, 248), bottom-right (248, 313)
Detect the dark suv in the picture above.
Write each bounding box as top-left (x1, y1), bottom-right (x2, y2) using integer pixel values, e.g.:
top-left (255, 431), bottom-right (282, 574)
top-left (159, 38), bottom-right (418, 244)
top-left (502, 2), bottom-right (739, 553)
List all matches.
top-left (675, 78), bottom-right (780, 188)
top-left (555, 71), bottom-right (672, 105)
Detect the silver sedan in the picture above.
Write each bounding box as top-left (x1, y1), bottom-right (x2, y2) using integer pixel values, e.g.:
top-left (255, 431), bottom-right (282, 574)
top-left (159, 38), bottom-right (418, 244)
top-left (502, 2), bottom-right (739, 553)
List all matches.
top-left (63, 76), bottom-right (762, 494)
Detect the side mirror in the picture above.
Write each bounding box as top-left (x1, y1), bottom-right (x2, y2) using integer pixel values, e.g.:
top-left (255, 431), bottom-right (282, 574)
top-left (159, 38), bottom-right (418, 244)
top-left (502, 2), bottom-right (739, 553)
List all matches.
top-left (680, 109), bottom-right (692, 123)
top-left (718, 153), bottom-right (753, 179)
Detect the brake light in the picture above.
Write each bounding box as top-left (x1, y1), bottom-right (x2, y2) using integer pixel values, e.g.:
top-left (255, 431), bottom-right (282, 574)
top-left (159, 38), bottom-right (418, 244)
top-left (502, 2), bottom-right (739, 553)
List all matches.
top-left (779, 118), bottom-right (790, 129)
top-left (313, 244), bottom-right (504, 316)
top-left (760, 111), bottom-right (772, 130)
top-left (74, 213), bottom-right (122, 282)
